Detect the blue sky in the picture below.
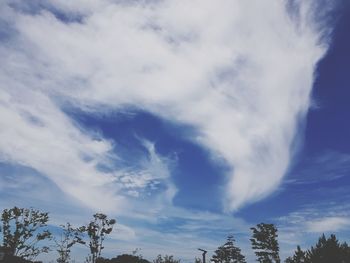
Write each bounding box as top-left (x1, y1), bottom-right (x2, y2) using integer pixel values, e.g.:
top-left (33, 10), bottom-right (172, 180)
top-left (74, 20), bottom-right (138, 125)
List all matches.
top-left (0, 0), bottom-right (349, 262)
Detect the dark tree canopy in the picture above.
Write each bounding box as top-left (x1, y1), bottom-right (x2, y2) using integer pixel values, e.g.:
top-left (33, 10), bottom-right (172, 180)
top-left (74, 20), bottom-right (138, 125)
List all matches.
top-left (250, 223), bottom-right (280, 263)
top-left (97, 254), bottom-right (151, 263)
top-left (305, 234), bottom-right (350, 263)
top-left (0, 249), bottom-right (38, 263)
top-left (0, 207), bottom-right (51, 260)
top-left (211, 235), bottom-right (246, 263)
top-left (285, 246), bottom-right (306, 263)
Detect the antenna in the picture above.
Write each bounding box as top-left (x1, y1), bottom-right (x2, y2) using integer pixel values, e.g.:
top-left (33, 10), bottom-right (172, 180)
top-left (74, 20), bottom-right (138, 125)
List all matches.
top-left (198, 248), bottom-right (207, 263)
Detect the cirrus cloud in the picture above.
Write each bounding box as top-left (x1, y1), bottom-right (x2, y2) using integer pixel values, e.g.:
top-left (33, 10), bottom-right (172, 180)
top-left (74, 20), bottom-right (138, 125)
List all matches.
top-left (0, 0), bottom-right (335, 211)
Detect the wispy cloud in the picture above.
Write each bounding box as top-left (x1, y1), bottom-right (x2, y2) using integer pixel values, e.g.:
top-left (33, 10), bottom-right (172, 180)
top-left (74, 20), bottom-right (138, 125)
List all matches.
top-left (276, 201), bottom-right (350, 253)
top-left (0, 0), bottom-right (335, 212)
top-left (306, 217), bottom-right (350, 233)
top-left (285, 151), bottom-right (350, 185)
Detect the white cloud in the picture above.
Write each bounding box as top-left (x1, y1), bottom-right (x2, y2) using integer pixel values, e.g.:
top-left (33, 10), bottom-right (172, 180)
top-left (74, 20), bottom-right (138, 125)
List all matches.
top-left (0, 88), bottom-right (122, 211)
top-left (307, 217), bottom-right (350, 233)
top-left (116, 140), bottom-right (177, 202)
top-left (275, 201), bottom-right (350, 256)
top-left (0, 0), bottom-right (334, 213)
top-left (0, 86), bottom-right (174, 212)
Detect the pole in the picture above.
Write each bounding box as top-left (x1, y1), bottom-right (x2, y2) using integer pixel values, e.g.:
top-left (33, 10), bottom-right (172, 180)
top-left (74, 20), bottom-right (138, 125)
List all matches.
top-left (198, 248), bottom-right (207, 263)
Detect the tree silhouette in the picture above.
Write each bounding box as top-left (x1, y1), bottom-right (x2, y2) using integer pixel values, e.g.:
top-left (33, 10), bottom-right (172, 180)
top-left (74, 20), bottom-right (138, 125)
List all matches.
top-left (0, 206), bottom-right (51, 260)
top-left (211, 235), bottom-right (246, 263)
top-left (153, 254), bottom-right (180, 263)
top-left (250, 223), bottom-right (280, 263)
top-left (54, 222), bottom-right (85, 263)
top-left (80, 213), bottom-right (116, 263)
top-left (97, 254), bottom-right (151, 263)
top-left (285, 246), bottom-right (306, 263)
top-left (305, 234), bottom-right (350, 263)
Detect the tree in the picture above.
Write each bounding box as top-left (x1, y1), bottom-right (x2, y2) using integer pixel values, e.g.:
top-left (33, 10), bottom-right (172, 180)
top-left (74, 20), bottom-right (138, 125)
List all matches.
top-left (80, 213), bottom-right (116, 263)
top-left (153, 254), bottom-right (180, 263)
top-left (250, 223), bottom-right (280, 263)
top-left (211, 235), bottom-right (246, 263)
top-left (54, 223), bottom-right (85, 263)
top-left (305, 234), bottom-right (350, 263)
top-left (284, 246), bottom-right (306, 263)
top-left (0, 206), bottom-right (51, 260)
top-left (97, 254), bottom-right (151, 263)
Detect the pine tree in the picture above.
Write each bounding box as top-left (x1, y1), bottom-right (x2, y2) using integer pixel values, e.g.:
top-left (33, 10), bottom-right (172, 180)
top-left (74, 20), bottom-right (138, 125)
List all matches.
top-left (284, 246), bottom-right (306, 263)
top-left (212, 235), bottom-right (246, 263)
top-left (306, 234), bottom-right (350, 263)
top-left (250, 223), bottom-right (280, 263)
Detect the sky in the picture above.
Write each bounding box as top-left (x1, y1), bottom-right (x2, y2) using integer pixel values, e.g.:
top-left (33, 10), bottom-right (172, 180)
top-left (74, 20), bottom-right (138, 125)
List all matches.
top-left (0, 0), bottom-right (349, 262)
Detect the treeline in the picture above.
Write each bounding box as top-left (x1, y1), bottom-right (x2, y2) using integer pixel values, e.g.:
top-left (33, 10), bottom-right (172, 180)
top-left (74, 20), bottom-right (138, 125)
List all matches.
top-left (210, 224), bottom-right (350, 263)
top-left (0, 207), bottom-right (115, 263)
top-left (0, 207), bottom-right (349, 263)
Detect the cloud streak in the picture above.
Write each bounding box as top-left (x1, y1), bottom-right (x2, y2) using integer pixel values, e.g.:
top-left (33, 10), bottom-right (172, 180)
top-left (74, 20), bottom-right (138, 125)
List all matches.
top-left (306, 217), bottom-right (350, 233)
top-left (0, 0), bottom-right (334, 212)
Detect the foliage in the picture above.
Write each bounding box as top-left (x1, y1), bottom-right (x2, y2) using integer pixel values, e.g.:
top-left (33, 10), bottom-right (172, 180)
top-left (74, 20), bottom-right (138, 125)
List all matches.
top-left (0, 252), bottom-right (36, 263)
top-left (0, 206), bottom-right (51, 260)
top-left (305, 234), bottom-right (350, 263)
top-left (80, 213), bottom-right (116, 263)
top-left (250, 223), bottom-right (280, 263)
top-left (97, 254), bottom-right (151, 263)
top-left (285, 246), bottom-right (306, 263)
top-left (284, 234), bottom-right (350, 263)
top-left (4, 205), bottom-right (350, 263)
top-left (153, 254), bottom-right (180, 263)
top-left (54, 222), bottom-right (85, 263)
top-left (211, 235), bottom-right (246, 263)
